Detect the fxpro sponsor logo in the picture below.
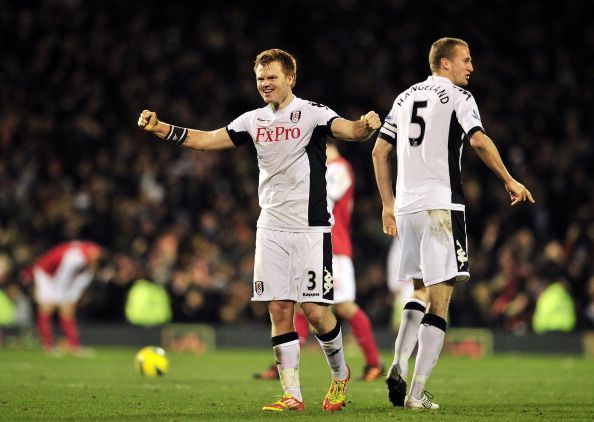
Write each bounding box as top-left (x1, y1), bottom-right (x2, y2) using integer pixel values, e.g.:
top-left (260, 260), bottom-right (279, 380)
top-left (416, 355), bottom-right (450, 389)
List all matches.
top-left (255, 126), bottom-right (301, 143)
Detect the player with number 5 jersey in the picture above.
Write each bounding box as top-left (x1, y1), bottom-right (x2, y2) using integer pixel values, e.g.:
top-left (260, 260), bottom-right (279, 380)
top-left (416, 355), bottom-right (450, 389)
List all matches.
top-left (373, 37), bottom-right (534, 410)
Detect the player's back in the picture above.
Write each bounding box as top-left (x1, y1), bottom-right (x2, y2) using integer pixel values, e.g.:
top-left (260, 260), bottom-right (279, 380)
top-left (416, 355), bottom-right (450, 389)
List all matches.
top-left (386, 75), bottom-right (483, 215)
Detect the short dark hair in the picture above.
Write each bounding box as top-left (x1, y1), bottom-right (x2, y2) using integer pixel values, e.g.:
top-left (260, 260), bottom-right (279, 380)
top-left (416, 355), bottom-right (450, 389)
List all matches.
top-left (429, 37), bottom-right (468, 72)
top-left (254, 49), bottom-right (297, 87)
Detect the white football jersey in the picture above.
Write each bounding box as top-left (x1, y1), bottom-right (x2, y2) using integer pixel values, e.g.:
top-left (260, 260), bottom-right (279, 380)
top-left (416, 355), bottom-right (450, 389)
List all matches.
top-left (227, 96), bottom-right (338, 232)
top-left (379, 75), bottom-right (484, 215)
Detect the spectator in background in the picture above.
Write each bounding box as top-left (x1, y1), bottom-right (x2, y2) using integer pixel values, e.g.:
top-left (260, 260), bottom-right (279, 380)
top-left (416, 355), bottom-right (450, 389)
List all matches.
top-left (31, 241), bottom-right (103, 354)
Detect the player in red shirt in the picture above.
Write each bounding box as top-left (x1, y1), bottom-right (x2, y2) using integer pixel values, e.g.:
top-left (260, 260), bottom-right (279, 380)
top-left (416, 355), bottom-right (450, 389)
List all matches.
top-left (32, 241), bottom-right (102, 353)
top-left (256, 141), bottom-right (383, 381)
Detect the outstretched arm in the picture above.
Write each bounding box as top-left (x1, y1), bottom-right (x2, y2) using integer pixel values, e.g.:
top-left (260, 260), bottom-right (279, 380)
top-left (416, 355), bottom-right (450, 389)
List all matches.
top-left (469, 131), bottom-right (535, 206)
top-left (372, 137), bottom-right (397, 236)
top-left (138, 110), bottom-right (235, 151)
top-left (330, 111), bottom-right (381, 141)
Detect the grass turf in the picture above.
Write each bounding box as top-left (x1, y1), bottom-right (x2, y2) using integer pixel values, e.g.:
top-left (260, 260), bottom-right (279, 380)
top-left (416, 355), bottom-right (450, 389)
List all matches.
top-left (1, 347), bottom-right (593, 421)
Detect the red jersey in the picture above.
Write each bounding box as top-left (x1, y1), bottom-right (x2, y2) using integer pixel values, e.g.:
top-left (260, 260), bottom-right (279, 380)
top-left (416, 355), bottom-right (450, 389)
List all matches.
top-left (327, 156), bottom-right (354, 257)
top-left (34, 241), bottom-right (100, 276)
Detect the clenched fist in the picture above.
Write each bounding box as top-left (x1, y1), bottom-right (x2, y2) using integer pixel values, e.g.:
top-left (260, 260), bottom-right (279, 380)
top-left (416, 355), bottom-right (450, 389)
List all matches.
top-left (138, 110), bottom-right (159, 131)
top-left (361, 111), bottom-right (381, 131)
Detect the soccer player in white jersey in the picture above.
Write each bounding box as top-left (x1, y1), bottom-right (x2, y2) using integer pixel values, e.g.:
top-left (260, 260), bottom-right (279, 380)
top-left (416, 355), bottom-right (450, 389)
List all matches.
top-left (255, 140), bottom-right (383, 383)
top-left (372, 37), bottom-right (534, 410)
top-left (138, 49), bottom-right (381, 412)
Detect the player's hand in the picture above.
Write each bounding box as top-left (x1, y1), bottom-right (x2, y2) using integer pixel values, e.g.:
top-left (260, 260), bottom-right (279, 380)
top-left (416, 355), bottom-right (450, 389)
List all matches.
top-left (505, 179), bottom-right (535, 206)
top-left (361, 111), bottom-right (381, 131)
top-left (138, 110), bottom-right (159, 132)
top-left (382, 207), bottom-right (397, 237)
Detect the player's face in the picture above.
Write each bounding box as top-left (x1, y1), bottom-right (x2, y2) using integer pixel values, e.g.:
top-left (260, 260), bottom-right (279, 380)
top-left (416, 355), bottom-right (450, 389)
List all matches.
top-left (449, 45), bottom-right (474, 87)
top-left (255, 61), bottom-right (294, 109)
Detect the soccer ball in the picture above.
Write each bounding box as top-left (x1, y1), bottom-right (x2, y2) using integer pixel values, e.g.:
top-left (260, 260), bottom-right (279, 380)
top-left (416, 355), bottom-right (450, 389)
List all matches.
top-left (134, 346), bottom-right (169, 377)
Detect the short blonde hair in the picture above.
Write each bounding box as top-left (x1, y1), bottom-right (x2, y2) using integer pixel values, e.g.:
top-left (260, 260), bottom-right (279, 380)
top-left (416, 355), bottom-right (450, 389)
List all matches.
top-left (254, 49), bottom-right (297, 87)
top-left (429, 38), bottom-right (468, 72)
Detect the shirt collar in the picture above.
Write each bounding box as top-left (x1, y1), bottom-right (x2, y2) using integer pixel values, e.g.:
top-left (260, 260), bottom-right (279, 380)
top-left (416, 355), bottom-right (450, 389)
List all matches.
top-left (426, 75), bottom-right (453, 85)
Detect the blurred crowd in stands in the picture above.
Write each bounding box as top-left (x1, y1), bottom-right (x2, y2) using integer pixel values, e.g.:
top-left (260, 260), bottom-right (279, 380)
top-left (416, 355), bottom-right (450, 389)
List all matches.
top-left (1, 0), bottom-right (593, 334)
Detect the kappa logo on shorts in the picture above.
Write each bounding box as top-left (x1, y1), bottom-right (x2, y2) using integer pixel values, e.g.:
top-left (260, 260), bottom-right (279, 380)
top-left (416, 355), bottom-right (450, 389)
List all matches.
top-left (254, 281), bottom-right (264, 295)
top-left (290, 110), bottom-right (301, 123)
top-left (456, 240), bottom-right (468, 269)
top-left (323, 267), bottom-right (333, 296)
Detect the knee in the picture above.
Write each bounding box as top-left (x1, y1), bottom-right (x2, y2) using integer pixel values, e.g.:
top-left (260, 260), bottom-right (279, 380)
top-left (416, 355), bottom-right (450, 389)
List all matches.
top-left (268, 301), bottom-right (294, 323)
top-left (426, 299), bottom-right (449, 318)
top-left (302, 304), bottom-right (335, 332)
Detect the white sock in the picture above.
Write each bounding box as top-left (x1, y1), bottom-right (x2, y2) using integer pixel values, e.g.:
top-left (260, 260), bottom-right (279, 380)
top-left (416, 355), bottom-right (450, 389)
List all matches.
top-left (409, 314), bottom-right (446, 400)
top-left (389, 299), bottom-right (426, 380)
top-left (315, 325), bottom-right (348, 380)
top-left (273, 337), bottom-right (302, 401)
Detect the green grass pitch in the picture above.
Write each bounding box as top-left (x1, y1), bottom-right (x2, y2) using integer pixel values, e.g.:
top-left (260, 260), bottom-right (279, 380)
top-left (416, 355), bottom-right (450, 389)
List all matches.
top-left (1, 347), bottom-right (593, 421)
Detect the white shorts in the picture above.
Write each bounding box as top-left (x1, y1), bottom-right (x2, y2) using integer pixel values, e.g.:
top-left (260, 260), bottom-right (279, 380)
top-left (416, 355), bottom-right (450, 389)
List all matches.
top-left (332, 255), bottom-right (356, 303)
top-left (396, 209), bottom-right (470, 286)
top-left (34, 249), bottom-right (93, 305)
top-left (252, 228), bottom-right (334, 304)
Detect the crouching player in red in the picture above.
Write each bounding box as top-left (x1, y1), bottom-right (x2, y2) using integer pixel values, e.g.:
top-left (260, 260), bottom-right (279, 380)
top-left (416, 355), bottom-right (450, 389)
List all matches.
top-left (32, 240), bottom-right (103, 354)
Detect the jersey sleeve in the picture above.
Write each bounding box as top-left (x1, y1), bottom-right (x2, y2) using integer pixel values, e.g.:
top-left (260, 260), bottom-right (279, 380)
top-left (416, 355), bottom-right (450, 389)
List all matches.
top-left (308, 102), bottom-right (339, 137)
top-left (226, 111), bottom-right (253, 146)
top-left (378, 101), bottom-right (398, 145)
top-left (326, 160), bottom-right (352, 209)
top-left (454, 92), bottom-right (485, 140)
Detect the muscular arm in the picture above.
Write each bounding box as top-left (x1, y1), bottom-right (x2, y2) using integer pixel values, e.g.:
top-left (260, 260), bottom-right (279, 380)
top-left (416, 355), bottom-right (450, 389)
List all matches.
top-left (330, 111), bottom-right (381, 141)
top-left (470, 131), bottom-right (535, 205)
top-left (371, 137), bottom-right (397, 236)
top-left (138, 110), bottom-right (235, 151)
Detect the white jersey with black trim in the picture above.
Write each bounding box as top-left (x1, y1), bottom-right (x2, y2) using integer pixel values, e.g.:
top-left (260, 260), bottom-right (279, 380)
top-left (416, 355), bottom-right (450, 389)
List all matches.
top-left (379, 75), bottom-right (484, 215)
top-left (226, 96), bottom-right (339, 232)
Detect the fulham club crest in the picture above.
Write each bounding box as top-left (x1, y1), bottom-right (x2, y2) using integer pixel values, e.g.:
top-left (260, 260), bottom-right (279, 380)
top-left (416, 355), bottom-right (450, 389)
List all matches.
top-left (254, 281), bottom-right (264, 295)
top-left (290, 111), bottom-right (301, 123)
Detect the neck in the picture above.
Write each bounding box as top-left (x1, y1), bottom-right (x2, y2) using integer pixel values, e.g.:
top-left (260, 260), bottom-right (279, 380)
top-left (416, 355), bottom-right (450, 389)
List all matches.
top-left (270, 92), bottom-right (294, 112)
top-left (432, 72), bottom-right (454, 84)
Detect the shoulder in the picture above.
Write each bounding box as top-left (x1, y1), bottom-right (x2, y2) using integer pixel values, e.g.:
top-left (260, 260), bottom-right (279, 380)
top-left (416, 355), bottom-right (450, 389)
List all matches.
top-left (301, 98), bottom-right (335, 113)
top-left (452, 86), bottom-right (474, 101)
top-left (230, 107), bottom-right (267, 126)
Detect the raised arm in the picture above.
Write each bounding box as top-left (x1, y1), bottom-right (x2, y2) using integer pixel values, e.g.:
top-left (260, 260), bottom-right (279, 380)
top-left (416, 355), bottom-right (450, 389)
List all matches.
top-left (138, 110), bottom-right (235, 151)
top-left (330, 111), bottom-right (381, 141)
top-left (469, 131), bottom-right (535, 206)
top-left (372, 137), bottom-right (397, 236)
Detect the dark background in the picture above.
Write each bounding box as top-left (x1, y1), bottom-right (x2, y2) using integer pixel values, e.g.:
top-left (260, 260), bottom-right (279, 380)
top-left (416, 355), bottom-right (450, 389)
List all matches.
top-left (1, 0), bottom-right (592, 332)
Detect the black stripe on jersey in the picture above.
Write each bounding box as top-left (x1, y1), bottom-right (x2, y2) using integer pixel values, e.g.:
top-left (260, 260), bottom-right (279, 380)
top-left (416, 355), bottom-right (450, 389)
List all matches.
top-left (305, 129), bottom-right (331, 227)
top-left (226, 127), bottom-right (251, 146)
top-left (322, 232), bottom-right (333, 301)
top-left (451, 210), bottom-right (469, 273)
top-left (466, 126), bottom-right (484, 140)
top-left (447, 111), bottom-right (466, 205)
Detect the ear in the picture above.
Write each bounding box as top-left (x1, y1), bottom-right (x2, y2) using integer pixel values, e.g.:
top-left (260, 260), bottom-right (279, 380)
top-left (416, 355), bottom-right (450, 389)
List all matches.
top-left (440, 57), bottom-right (450, 71)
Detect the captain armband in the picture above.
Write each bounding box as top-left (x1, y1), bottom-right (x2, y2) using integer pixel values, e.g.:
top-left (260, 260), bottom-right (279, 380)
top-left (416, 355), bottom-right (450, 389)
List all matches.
top-left (164, 125), bottom-right (189, 146)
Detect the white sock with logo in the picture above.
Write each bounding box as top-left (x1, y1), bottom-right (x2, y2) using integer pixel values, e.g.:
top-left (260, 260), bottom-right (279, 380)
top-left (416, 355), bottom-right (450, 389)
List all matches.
top-left (389, 299), bottom-right (426, 380)
top-left (272, 332), bottom-right (302, 401)
top-left (409, 314), bottom-right (446, 400)
top-left (315, 323), bottom-right (348, 380)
